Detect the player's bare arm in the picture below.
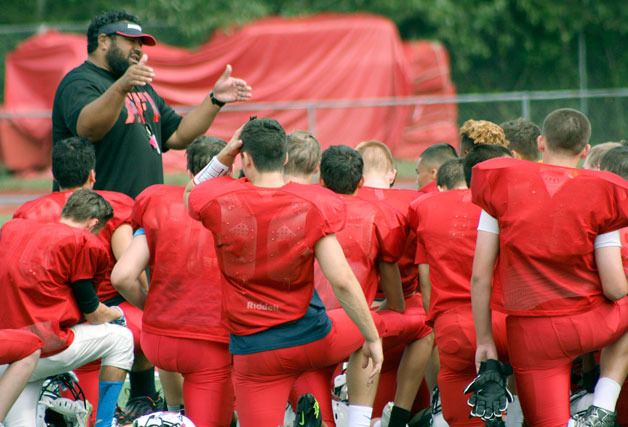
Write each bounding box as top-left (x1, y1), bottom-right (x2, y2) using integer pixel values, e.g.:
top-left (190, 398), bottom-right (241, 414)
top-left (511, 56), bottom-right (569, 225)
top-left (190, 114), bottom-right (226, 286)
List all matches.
top-left (315, 234), bottom-right (383, 381)
top-left (418, 263), bottom-right (431, 313)
top-left (111, 223), bottom-right (149, 292)
top-left (595, 245), bottom-right (628, 300)
top-left (111, 233), bottom-right (150, 309)
top-left (471, 230), bottom-right (500, 371)
top-left (377, 261), bottom-right (405, 313)
top-left (77, 53), bottom-right (155, 141)
top-left (166, 65), bottom-right (252, 149)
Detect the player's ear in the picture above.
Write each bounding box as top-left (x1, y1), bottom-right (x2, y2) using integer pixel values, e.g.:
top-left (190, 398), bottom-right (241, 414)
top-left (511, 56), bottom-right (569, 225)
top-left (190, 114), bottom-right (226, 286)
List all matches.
top-left (357, 176), bottom-right (364, 189)
top-left (98, 33), bottom-right (110, 51)
top-left (86, 218), bottom-right (100, 234)
top-left (319, 176), bottom-right (327, 188)
top-left (283, 152), bottom-right (289, 166)
top-left (87, 169), bottom-right (96, 187)
top-left (579, 144), bottom-right (591, 159)
top-left (537, 135), bottom-right (546, 153)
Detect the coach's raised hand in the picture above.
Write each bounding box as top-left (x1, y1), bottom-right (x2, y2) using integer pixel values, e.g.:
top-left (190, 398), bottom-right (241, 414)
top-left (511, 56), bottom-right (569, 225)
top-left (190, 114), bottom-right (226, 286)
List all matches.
top-left (115, 54), bottom-right (154, 93)
top-left (210, 65), bottom-right (252, 104)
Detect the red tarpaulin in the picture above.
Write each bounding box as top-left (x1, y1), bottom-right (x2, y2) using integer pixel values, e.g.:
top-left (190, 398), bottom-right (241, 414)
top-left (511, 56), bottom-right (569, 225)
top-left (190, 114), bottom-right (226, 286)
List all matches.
top-left (0, 14), bottom-right (457, 172)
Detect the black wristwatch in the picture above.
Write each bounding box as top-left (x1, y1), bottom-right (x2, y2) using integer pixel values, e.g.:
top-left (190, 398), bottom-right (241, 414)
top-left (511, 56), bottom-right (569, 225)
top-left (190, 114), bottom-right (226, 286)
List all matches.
top-left (210, 91), bottom-right (226, 108)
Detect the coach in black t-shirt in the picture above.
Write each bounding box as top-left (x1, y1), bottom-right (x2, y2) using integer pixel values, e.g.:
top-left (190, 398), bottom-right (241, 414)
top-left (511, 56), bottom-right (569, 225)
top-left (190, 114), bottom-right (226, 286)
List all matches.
top-left (52, 10), bottom-right (252, 198)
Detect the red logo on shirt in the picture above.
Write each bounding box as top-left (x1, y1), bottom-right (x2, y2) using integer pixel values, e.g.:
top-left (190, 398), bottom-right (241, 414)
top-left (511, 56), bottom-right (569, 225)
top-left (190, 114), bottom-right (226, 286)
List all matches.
top-left (124, 92), bottom-right (161, 124)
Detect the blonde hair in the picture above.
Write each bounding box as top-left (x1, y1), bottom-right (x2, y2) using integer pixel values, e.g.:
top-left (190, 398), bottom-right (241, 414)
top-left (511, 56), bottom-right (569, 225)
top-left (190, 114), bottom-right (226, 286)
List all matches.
top-left (355, 140), bottom-right (394, 175)
top-left (285, 130), bottom-right (321, 176)
top-left (460, 120), bottom-right (508, 147)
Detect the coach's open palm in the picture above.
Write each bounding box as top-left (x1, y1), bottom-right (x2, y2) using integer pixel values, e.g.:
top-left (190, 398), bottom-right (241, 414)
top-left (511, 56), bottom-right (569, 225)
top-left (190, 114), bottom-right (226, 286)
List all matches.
top-left (211, 65), bottom-right (252, 104)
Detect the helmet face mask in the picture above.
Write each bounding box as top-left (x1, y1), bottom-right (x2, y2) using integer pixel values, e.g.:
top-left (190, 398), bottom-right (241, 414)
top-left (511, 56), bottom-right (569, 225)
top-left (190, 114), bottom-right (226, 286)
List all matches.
top-left (37, 372), bottom-right (91, 427)
top-left (132, 412), bottom-right (196, 427)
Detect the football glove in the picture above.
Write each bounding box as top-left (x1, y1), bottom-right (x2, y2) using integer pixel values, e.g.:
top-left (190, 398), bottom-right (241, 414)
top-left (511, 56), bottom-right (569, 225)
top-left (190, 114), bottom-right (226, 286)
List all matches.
top-left (109, 306), bottom-right (127, 327)
top-left (464, 359), bottom-right (513, 420)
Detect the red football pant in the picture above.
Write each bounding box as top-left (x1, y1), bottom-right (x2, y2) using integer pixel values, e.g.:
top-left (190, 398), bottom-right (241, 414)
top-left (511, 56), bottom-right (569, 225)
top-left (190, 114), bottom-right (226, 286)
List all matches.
top-left (0, 329), bottom-right (42, 364)
top-left (434, 307), bottom-right (508, 427)
top-left (141, 330), bottom-right (233, 427)
top-left (290, 302), bottom-right (432, 424)
top-left (507, 299), bottom-right (628, 427)
top-left (233, 309), bottom-right (374, 427)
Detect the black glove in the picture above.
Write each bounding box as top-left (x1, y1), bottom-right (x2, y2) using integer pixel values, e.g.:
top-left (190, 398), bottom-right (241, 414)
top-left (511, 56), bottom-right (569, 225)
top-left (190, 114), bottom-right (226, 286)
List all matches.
top-left (464, 359), bottom-right (513, 420)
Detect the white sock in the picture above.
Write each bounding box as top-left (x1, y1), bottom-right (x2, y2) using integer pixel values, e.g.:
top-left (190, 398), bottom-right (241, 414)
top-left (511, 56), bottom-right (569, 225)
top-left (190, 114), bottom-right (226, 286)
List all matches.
top-left (348, 404), bottom-right (373, 427)
top-left (505, 395), bottom-right (523, 427)
top-left (592, 377), bottom-right (621, 412)
top-left (567, 419), bottom-right (576, 427)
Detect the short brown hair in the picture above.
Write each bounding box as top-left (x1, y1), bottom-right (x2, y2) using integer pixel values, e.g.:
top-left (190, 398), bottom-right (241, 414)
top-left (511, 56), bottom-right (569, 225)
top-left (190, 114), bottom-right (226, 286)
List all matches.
top-left (355, 140), bottom-right (394, 175)
top-left (500, 118), bottom-right (541, 161)
top-left (542, 108), bottom-right (591, 155)
top-left (284, 130), bottom-right (321, 176)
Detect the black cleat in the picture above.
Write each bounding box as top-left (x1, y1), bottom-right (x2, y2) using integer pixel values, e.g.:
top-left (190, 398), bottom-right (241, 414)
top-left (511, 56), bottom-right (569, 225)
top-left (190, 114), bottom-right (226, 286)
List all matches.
top-left (293, 393), bottom-right (322, 427)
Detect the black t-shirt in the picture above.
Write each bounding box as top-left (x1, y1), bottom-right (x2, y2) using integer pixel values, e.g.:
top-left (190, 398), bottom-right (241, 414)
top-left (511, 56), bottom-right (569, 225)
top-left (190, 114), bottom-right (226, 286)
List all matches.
top-left (52, 61), bottom-right (182, 198)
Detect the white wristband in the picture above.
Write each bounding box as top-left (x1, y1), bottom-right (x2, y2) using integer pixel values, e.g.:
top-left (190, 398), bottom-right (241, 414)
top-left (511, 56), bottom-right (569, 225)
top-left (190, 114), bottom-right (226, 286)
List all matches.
top-left (193, 157), bottom-right (230, 185)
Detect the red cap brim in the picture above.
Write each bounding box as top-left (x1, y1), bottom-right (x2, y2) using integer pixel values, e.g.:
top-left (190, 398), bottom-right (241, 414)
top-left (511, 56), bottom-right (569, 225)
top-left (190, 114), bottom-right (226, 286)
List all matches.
top-left (114, 31), bottom-right (157, 46)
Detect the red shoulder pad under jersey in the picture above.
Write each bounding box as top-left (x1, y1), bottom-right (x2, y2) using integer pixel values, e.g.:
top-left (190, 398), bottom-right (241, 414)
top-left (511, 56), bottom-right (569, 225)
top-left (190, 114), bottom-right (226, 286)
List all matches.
top-left (133, 184), bottom-right (228, 342)
top-left (283, 183), bottom-right (346, 236)
top-left (188, 179), bottom-right (347, 335)
top-left (470, 158), bottom-right (628, 316)
top-left (12, 192), bottom-right (70, 222)
top-left (187, 176), bottom-right (246, 225)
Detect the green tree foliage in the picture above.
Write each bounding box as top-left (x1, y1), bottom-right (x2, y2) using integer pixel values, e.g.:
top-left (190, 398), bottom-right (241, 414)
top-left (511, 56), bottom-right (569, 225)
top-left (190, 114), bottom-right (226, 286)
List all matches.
top-left (1, 0), bottom-right (626, 96)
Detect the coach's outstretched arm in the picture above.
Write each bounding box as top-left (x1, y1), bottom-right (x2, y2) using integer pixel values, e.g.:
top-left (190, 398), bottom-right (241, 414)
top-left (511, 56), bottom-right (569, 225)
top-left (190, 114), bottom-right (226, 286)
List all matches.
top-left (166, 65), bottom-right (252, 150)
top-left (470, 230), bottom-right (500, 371)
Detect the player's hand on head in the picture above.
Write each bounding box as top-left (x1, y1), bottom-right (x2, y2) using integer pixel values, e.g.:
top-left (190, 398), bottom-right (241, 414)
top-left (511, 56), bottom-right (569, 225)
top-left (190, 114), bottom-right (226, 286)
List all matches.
top-left (211, 64), bottom-right (252, 104)
top-left (362, 338), bottom-right (383, 384)
top-left (475, 341), bottom-right (498, 372)
top-left (117, 54), bottom-right (155, 93)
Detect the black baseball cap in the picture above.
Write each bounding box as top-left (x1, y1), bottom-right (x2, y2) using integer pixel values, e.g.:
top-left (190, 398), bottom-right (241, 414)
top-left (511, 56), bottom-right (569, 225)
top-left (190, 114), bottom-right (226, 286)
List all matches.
top-left (99, 22), bottom-right (156, 46)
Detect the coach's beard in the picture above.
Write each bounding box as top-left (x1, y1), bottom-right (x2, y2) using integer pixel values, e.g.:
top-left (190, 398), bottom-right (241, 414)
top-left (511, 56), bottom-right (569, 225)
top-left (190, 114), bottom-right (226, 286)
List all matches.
top-left (106, 45), bottom-right (138, 78)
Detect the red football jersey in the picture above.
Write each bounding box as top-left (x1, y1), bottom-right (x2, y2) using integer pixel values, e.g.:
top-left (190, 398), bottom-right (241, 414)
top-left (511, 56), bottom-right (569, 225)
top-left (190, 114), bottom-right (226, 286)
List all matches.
top-left (358, 187), bottom-right (420, 296)
top-left (408, 190), bottom-right (481, 322)
top-left (314, 194), bottom-right (405, 309)
top-left (188, 177), bottom-right (345, 336)
top-left (133, 184), bottom-right (228, 343)
top-left (0, 219), bottom-right (109, 356)
top-left (13, 190), bottom-right (134, 302)
top-left (471, 158), bottom-right (628, 316)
